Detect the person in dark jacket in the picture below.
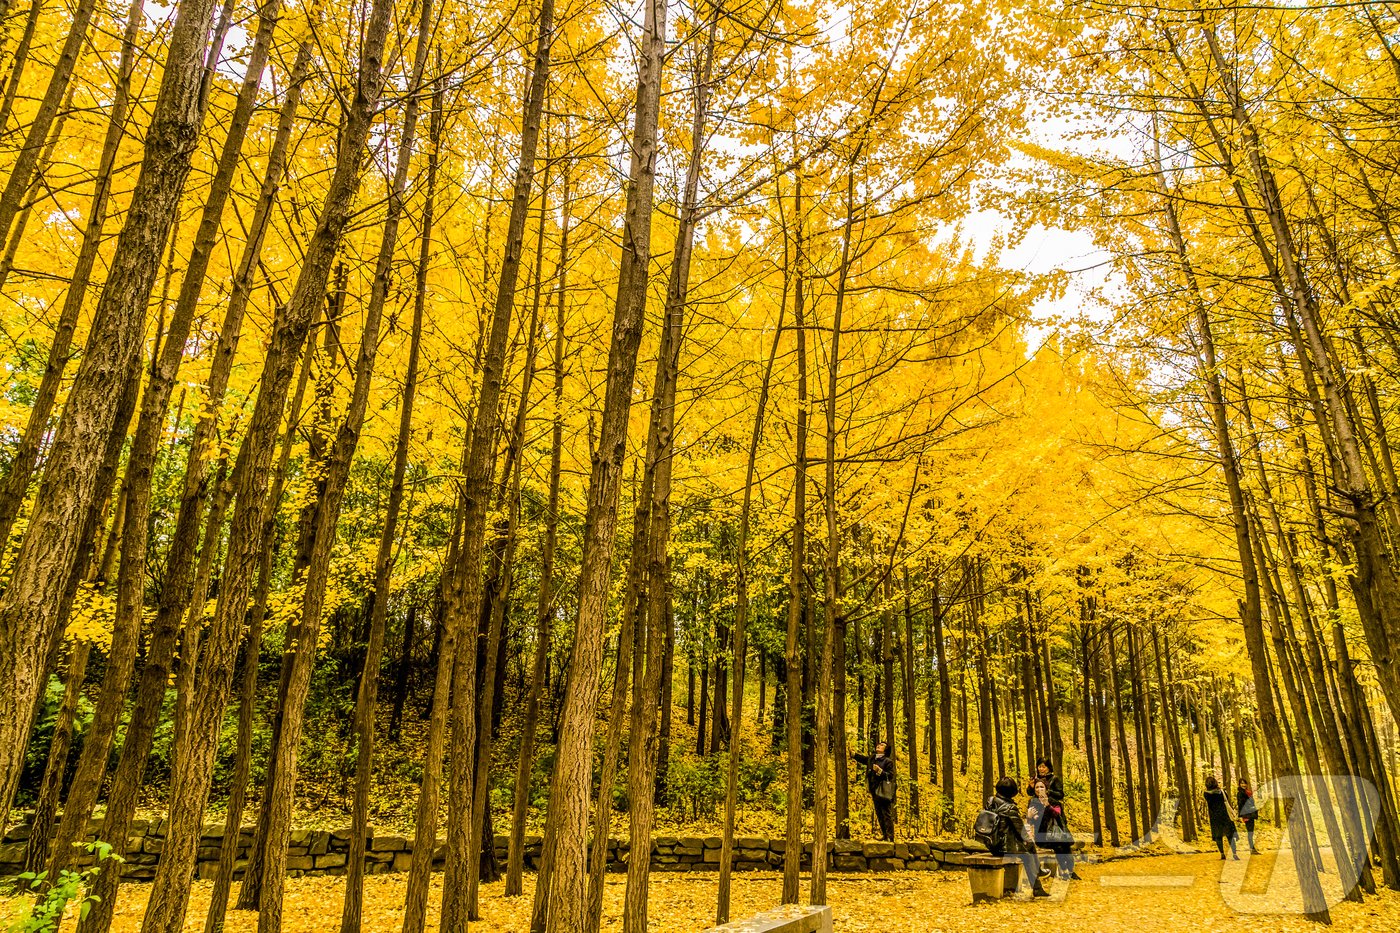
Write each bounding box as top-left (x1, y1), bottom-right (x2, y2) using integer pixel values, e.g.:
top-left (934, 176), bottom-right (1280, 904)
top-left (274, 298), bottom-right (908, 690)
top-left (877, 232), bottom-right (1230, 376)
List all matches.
top-left (1027, 777), bottom-right (1074, 880)
top-left (986, 776), bottom-right (1049, 897)
top-left (1204, 774), bottom-right (1239, 859)
top-left (852, 741), bottom-right (896, 841)
top-left (1026, 757), bottom-right (1065, 806)
top-left (1237, 779), bottom-right (1260, 854)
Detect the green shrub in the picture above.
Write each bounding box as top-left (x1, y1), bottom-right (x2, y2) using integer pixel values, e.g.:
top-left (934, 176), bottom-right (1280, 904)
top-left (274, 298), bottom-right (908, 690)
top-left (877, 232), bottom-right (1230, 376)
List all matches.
top-left (7, 841), bottom-right (122, 933)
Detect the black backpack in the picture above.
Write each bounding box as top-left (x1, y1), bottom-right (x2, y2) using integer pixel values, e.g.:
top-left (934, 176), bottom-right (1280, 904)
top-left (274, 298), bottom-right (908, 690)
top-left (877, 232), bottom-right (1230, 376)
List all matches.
top-left (973, 806), bottom-right (1008, 853)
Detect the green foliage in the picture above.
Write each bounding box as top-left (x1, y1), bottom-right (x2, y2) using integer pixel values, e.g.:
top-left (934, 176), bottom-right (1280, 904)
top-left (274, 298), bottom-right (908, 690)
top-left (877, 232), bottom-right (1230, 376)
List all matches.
top-left (6, 841), bottom-right (122, 933)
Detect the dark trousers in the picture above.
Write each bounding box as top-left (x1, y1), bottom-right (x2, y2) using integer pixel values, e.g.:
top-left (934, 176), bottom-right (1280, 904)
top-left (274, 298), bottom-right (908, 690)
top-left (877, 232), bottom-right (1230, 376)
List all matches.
top-left (873, 796), bottom-right (895, 841)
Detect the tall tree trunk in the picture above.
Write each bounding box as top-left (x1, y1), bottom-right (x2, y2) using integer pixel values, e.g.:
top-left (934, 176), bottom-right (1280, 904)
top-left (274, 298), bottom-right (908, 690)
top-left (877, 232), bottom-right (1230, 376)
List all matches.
top-left (443, 7), bottom-right (552, 927)
top-left (259, 9), bottom-right (436, 931)
top-left (506, 156), bottom-right (570, 899)
top-left (0, 0), bottom-right (222, 832)
top-left (342, 34), bottom-right (439, 932)
top-left (1154, 145), bottom-right (1330, 916)
top-left (812, 158), bottom-right (857, 907)
top-left (140, 0), bottom-right (398, 925)
top-left (539, 1), bottom-right (666, 928)
top-left (45, 0), bottom-right (282, 878)
top-left (781, 172), bottom-right (807, 906)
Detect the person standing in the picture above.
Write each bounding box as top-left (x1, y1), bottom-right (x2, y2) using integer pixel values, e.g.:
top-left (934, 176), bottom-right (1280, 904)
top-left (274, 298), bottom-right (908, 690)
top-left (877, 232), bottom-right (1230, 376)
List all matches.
top-left (1204, 774), bottom-right (1240, 860)
top-left (1026, 757), bottom-right (1064, 805)
top-left (853, 741), bottom-right (896, 841)
top-left (1237, 778), bottom-right (1260, 854)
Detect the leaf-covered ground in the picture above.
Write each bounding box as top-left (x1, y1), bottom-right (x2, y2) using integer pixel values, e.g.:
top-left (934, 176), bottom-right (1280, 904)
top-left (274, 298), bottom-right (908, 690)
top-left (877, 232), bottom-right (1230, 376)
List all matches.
top-left (6, 851), bottom-right (1399, 932)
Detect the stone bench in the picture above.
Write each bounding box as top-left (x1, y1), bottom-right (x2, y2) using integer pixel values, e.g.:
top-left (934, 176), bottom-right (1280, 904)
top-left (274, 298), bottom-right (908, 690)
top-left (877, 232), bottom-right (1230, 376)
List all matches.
top-left (965, 854), bottom-right (1020, 902)
top-left (702, 905), bottom-right (832, 933)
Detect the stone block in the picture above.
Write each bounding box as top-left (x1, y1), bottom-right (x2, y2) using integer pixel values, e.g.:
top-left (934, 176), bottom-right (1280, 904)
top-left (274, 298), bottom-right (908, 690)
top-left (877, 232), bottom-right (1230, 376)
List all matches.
top-left (906, 841), bottom-right (930, 858)
top-left (862, 841), bottom-right (895, 858)
top-left (737, 836), bottom-right (768, 849)
top-left (735, 860), bottom-right (769, 872)
top-left (833, 855), bottom-right (867, 871)
top-left (703, 836), bottom-right (722, 849)
top-left (679, 836), bottom-right (705, 850)
top-left (961, 838), bottom-right (988, 853)
top-left (869, 857), bottom-right (905, 871)
top-left (393, 853), bottom-right (414, 873)
top-left (0, 842), bottom-right (26, 865)
top-left (316, 853), bottom-right (347, 869)
top-left (654, 836), bottom-right (679, 847)
top-left (894, 843), bottom-right (909, 860)
top-left (145, 836), bottom-right (164, 855)
top-left (737, 848), bottom-right (768, 862)
top-left (928, 839), bottom-right (965, 852)
top-left (373, 835), bottom-right (409, 852)
top-left (702, 847), bottom-right (721, 863)
top-left (286, 855), bottom-right (315, 871)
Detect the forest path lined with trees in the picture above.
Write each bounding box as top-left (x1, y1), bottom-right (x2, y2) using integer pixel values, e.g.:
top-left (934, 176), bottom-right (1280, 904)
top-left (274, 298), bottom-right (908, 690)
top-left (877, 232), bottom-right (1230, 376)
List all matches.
top-left (3, 0), bottom-right (1400, 929)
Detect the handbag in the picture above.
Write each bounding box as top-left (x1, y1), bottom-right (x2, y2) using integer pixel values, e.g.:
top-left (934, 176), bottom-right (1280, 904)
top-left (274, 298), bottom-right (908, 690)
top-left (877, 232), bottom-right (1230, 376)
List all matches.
top-left (1041, 809), bottom-right (1073, 846)
top-left (873, 777), bottom-right (895, 802)
top-left (1239, 796), bottom-right (1258, 819)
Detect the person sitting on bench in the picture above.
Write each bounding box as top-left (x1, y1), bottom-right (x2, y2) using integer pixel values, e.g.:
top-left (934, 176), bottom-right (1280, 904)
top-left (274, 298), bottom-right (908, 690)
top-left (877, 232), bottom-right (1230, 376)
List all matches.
top-left (983, 776), bottom-right (1049, 897)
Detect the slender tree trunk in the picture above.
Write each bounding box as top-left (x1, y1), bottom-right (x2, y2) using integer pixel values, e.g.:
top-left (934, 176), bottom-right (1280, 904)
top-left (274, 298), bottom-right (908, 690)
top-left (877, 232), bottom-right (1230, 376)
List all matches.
top-left (140, 0), bottom-right (398, 925)
top-left (260, 12), bottom-right (436, 933)
top-left (781, 173), bottom-right (807, 906)
top-left (46, 0), bottom-right (282, 878)
top-left (507, 154), bottom-right (570, 898)
top-left (342, 43), bottom-right (438, 933)
top-left (540, 2), bottom-right (666, 928)
top-left (0, 0), bottom-right (222, 832)
top-left (900, 569), bottom-right (920, 821)
top-left (813, 158), bottom-right (859, 906)
top-left (22, 640), bottom-right (90, 874)
top-left (1154, 148), bottom-right (1329, 916)
top-left (447, 9), bottom-right (552, 927)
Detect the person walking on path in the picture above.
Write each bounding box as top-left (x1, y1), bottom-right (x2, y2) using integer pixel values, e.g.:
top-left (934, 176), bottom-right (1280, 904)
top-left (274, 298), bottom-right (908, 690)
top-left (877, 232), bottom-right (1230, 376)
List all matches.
top-left (853, 741), bottom-right (896, 841)
top-left (1205, 774), bottom-right (1240, 860)
top-left (1236, 778), bottom-right (1260, 854)
top-left (1027, 777), bottom-right (1074, 880)
top-left (982, 776), bottom-right (1050, 897)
